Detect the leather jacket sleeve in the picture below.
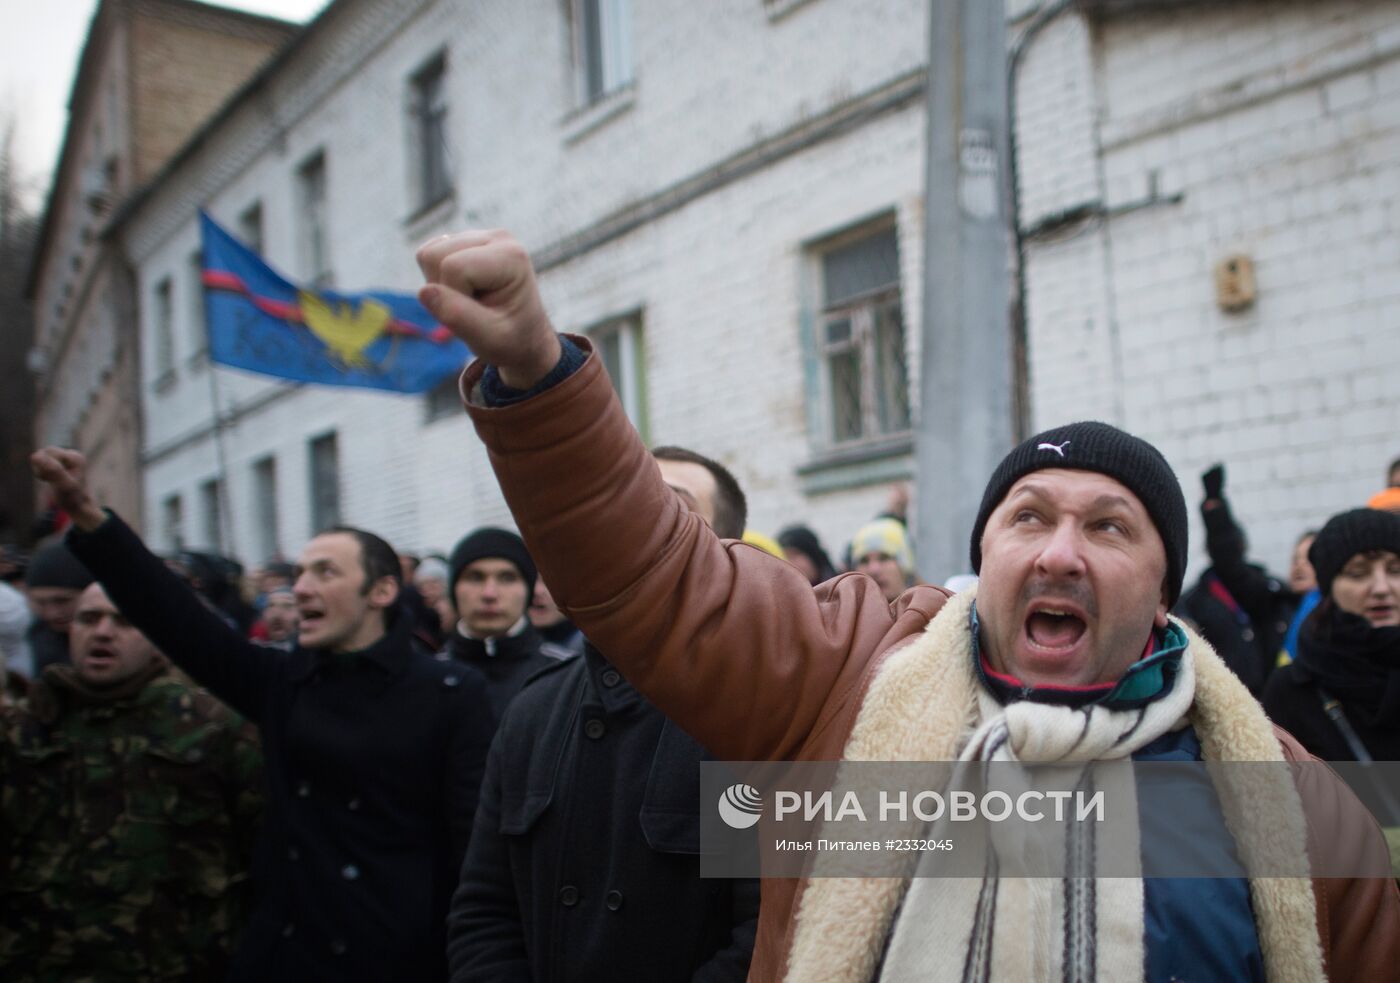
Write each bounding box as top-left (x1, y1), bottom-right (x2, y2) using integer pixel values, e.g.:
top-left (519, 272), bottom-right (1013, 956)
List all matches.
top-left (463, 341), bottom-right (946, 763)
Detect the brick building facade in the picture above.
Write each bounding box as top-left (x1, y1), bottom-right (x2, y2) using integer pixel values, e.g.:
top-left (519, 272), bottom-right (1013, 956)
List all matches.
top-left (98, 0), bottom-right (1398, 581)
top-left (28, 0), bottom-right (295, 536)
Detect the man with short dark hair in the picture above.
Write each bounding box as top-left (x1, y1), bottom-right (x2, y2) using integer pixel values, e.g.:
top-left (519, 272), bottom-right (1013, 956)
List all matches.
top-left (28, 448), bottom-right (495, 983)
top-left (1, 583), bottom-right (262, 980)
top-left (417, 229), bottom-right (1400, 982)
top-left (448, 445), bottom-right (759, 982)
top-left (651, 445), bottom-right (748, 545)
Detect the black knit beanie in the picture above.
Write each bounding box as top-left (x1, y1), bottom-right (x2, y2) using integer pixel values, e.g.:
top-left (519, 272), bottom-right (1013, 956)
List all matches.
top-left (968, 421), bottom-right (1189, 605)
top-left (448, 528), bottom-right (537, 612)
top-left (1308, 508), bottom-right (1400, 597)
top-left (25, 542), bottom-right (94, 591)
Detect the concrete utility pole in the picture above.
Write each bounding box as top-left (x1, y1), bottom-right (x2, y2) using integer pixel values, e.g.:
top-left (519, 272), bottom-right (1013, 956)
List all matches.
top-left (915, 0), bottom-right (1015, 584)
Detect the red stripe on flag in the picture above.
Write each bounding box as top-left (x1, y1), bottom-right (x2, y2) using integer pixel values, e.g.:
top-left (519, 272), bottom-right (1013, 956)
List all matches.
top-left (201, 268), bottom-right (447, 340)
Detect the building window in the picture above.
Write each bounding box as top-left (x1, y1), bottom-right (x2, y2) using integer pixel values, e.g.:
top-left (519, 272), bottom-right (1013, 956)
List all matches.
top-left (573, 0), bottom-right (633, 105)
top-left (253, 456), bottom-right (280, 562)
top-left (297, 151), bottom-right (331, 286)
top-left (238, 201), bottom-right (264, 254)
top-left (409, 53), bottom-right (452, 210)
top-left (308, 432), bottom-right (340, 532)
top-left (188, 251), bottom-right (207, 362)
top-left (163, 494), bottom-right (184, 551)
top-left (154, 277), bottom-right (175, 380)
top-left (200, 478), bottom-right (223, 551)
top-left (812, 223), bottom-right (910, 446)
top-left (587, 312), bottom-right (647, 440)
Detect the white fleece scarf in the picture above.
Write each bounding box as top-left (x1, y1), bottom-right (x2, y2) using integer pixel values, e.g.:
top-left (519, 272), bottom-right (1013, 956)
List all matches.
top-left (878, 635), bottom-right (1195, 983)
top-left (784, 587), bottom-right (1325, 983)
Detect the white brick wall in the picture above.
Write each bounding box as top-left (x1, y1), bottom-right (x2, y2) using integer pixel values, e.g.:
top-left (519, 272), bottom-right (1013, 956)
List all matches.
top-left (119, 0), bottom-right (1400, 592)
top-left (122, 0), bottom-right (929, 567)
top-left (1021, 0), bottom-right (1400, 581)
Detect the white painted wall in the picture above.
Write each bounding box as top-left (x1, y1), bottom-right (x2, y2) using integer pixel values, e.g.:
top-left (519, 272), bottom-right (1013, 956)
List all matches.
top-left (1015, 0), bottom-right (1400, 582)
top-left (123, 0), bottom-right (1399, 591)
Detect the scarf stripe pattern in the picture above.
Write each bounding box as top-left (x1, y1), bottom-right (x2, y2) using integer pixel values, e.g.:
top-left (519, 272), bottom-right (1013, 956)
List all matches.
top-left (783, 586), bottom-right (1326, 983)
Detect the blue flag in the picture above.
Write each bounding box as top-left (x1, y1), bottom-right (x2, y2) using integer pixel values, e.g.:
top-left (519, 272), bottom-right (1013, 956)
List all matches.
top-left (199, 211), bottom-right (470, 393)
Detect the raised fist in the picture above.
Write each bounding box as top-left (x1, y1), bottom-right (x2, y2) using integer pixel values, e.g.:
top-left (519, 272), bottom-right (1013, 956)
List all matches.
top-left (1201, 463), bottom-right (1225, 502)
top-left (30, 447), bottom-right (106, 531)
top-left (416, 229), bottom-right (561, 389)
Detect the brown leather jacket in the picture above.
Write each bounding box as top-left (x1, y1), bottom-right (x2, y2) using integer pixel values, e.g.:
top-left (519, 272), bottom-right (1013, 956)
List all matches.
top-left (463, 345), bottom-right (1400, 982)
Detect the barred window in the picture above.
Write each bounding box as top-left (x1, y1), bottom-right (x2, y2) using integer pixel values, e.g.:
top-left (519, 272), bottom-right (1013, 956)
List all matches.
top-left (163, 494), bottom-right (184, 552)
top-left (588, 312), bottom-right (647, 440)
top-left (410, 53), bottom-right (452, 209)
top-left (308, 432), bottom-right (341, 532)
top-left (253, 456), bottom-right (280, 562)
top-left (297, 151), bottom-right (331, 286)
top-left (815, 224), bottom-right (910, 445)
top-left (238, 201), bottom-right (264, 254)
top-left (153, 277), bottom-right (175, 380)
top-left (573, 0), bottom-right (633, 105)
top-left (200, 478), bottom-right (223, 552)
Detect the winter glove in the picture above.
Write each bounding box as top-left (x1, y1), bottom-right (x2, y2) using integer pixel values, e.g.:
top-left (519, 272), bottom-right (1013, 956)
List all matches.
top-left (1202, 463), bottom-right (1225, 502)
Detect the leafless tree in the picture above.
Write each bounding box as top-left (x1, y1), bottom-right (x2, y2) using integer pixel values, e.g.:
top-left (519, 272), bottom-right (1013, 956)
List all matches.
top-left (0, 113), bottom-right (39, 544)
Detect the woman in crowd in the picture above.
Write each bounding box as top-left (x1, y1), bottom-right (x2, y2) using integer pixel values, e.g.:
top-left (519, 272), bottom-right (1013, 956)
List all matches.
top-left (1263, 509), bottom-right (1400, 819)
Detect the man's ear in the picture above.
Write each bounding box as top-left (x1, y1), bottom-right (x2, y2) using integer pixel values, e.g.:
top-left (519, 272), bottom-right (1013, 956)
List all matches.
top-left (1155, 580), bottom-right (1170, 629)
top-left (368, 576), bottom-right (401, 611)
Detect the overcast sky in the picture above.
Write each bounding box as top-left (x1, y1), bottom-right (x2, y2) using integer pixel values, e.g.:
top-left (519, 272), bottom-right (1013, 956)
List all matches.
top-left (1, 0), bottom-right (331, 209)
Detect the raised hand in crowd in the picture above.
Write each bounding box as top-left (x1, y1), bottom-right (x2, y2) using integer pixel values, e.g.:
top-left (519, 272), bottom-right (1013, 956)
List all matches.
top-left (416, 230), bottom-right (560, 388)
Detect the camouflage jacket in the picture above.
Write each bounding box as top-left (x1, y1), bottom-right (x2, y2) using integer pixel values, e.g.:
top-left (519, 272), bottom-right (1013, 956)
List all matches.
top-left (0, 661), bottom-right (262, 982)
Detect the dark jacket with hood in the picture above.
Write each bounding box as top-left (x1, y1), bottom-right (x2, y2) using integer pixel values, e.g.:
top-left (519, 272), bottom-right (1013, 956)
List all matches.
top-left (447, 644), bottom-right (760, 982)
top-left (67, 512), bottom-right (495, 983)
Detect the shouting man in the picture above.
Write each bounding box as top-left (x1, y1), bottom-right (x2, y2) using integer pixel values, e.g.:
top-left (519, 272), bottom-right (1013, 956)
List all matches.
top-left (1, 583), bottom-right (261, 980)
top-left (28, 451), bottom-right (495, 983)
top-left (413, 229), bottom-right (1399, 983)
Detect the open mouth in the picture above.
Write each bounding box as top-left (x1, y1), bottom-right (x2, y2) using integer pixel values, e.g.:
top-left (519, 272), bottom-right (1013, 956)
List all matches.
top-left (299, 609), bottom-right (325, 629)
top-left (1024, 607), bottom-right (1087, 651)
top-left (85, 645), bottom-right (117, 666)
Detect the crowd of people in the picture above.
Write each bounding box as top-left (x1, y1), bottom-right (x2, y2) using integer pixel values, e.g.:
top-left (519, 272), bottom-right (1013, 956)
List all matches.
top-left (1, 227), bottom-right (1397, 981)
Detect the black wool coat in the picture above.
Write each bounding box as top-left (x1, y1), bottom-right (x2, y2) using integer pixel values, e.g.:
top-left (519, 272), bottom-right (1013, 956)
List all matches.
top-left (447, 645), bottom-right (760, 983)
top-left (69, 513), bottom-right (495, 982)
top-left (1262, 662), bottom-right (1400, 763)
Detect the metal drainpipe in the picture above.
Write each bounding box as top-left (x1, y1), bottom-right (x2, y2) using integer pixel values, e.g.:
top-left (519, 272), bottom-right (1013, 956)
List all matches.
top-left (1006, 0), bottom-right (1078, 440)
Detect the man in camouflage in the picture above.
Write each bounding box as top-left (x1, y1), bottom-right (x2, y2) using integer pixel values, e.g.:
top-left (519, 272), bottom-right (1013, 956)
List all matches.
top-left (0, 582), bottom-right (262, 981)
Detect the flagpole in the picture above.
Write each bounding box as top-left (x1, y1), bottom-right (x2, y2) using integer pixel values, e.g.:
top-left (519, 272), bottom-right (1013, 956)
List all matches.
top-left (204, 344), bottom-right (237, 559)
top-left (199, 209), bottom-right (236, 559)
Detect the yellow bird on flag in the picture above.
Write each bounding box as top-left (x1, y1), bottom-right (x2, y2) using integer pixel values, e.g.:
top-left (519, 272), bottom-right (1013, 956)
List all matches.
top-left (299, 291), bottom-right (393, 369)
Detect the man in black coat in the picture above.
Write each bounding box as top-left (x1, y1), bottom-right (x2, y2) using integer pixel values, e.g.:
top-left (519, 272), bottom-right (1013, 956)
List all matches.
top-left (441, 527), bottom-right (568, 722)
top-left (32, 447), bottom-right (495, 983)
top-left (447, 446), bottom-right (760, 982)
